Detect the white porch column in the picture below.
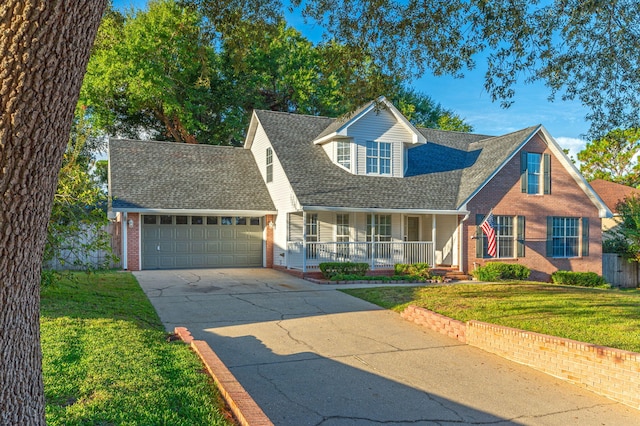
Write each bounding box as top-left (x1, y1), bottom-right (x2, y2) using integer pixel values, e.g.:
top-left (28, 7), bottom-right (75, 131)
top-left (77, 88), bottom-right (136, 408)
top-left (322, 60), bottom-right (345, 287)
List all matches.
top-left (302, 210), bottom-right (307, 273)
top-left (432, 214), bottom-right (437, 266)
top-left (370, 213), bottom-right (376, 271)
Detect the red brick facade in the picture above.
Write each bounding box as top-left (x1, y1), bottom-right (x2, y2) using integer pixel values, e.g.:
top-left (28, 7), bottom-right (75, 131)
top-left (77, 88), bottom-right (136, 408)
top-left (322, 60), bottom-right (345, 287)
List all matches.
top-left (126, 212), bottom-right (141, 271)
top-left (265, 214), bottom-right (274, 268)
top-left (464, 134), bottom-right (602, 281)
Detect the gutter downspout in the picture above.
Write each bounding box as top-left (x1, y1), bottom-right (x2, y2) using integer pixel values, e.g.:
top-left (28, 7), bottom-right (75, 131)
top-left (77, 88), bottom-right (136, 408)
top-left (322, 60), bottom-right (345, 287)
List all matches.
top-left (122, 212), bottom-right (128, 270)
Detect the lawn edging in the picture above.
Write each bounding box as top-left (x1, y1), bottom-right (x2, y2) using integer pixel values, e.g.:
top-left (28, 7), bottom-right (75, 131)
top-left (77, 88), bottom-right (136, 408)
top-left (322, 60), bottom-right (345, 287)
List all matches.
top-left (401, 305), bottom-right (640, 410)
top-left (174, 327), bottom-right (273, 426)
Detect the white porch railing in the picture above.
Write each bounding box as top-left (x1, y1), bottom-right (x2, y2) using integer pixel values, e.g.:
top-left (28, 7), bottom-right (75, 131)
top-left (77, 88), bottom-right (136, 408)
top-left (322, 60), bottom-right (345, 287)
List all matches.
top-left (286, 241), bottom-right (434, 271)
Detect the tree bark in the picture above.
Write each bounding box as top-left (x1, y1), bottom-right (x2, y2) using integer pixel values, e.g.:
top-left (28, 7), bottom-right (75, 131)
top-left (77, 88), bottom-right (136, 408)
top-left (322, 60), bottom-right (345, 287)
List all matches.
top-left (0, 1), bottom-right (107, 424)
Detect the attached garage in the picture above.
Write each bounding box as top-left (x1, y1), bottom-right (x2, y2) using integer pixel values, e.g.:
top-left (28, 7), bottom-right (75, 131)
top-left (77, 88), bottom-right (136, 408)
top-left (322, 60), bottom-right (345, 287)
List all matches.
top-left (108, 139), bottom-right (276, 271)
top-left (141, 215), bottom-right (263, 269)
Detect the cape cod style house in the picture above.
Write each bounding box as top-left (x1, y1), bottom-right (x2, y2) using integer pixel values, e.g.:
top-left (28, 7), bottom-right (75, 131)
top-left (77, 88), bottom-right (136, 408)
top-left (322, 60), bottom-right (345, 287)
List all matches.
top-left (109, 97), bottom-right (610, 281)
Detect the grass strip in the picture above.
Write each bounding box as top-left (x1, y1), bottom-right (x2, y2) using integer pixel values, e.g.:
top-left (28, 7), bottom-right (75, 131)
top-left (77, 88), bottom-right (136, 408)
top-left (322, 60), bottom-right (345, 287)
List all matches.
top-left (342, 283), bottom-right (640, 353)
top-left (41, 271), bottom-right (234, 426)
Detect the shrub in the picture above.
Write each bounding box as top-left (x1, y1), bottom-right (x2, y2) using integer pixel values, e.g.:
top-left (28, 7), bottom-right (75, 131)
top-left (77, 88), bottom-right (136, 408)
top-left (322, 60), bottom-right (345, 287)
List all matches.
top-left (319, 262), bottom-right (369, 279)
top-left (551, 271), bottom-right (610, 288)
top-left (394, 263), bottom-right (431, 279)
top-left (471, 262), bottom-right (530, 281)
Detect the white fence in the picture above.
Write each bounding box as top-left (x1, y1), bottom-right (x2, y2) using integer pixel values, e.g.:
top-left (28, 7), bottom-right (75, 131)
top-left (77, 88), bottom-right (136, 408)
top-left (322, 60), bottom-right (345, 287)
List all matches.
top-left (286, 241), bottom-right (434, 271)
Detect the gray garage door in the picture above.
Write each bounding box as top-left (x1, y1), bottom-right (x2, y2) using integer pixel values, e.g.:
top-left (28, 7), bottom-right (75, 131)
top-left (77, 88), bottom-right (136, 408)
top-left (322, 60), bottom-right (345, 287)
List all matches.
top-left (141, 215), bottom-right (263, 269)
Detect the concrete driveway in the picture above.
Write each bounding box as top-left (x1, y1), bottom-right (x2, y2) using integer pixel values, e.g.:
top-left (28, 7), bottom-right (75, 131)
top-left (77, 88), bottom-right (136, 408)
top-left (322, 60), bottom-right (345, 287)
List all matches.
top-left (134, 268), bottom-right (640, 425)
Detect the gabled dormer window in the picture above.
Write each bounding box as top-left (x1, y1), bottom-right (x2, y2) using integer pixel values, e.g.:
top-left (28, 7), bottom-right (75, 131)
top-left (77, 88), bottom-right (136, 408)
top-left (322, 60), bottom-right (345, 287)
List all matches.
top-left (336, 141), bottom-right (351, 169)
top-left (366, 141), bottom-right (391, 174)
top-left (266, 147), bottom-right (273, 183)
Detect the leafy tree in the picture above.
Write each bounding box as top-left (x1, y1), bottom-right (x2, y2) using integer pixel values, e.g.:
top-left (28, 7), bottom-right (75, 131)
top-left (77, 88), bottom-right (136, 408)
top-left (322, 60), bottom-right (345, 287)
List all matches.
top-left (83, 2), bottom-right (472, 144)
top-left (605, 195), bottom-right (640, 261)
top-left (392, 87), bottom-right (473, 132)
top-left (577, 128), bottom-right (640, 187)
top-left (241, 0), bottom-right (640, 138)
top-left (1, 1), bottom-right (107, 423)
top-left (81, 1), bottom-right (223, 144)
top-left (44, 108), bottom-right (116, 276)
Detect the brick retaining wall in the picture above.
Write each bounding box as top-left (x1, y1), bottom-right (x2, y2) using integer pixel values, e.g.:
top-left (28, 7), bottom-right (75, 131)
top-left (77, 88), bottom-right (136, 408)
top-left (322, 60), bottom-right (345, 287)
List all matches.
top-left (401, 305), bottom-right (640, 410)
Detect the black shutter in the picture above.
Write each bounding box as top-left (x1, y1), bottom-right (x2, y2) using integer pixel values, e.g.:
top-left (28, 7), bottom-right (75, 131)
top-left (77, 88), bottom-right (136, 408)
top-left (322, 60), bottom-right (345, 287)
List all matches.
top-left (476, 214), bottom-right (484, 258)
top-left (517, 216), bottom-right (525, 257)
top-left (582, 217), bottom-right (589, 256)
top-left (543, 153), bottom-right (551, 194)
top-left (546, 216), bottom-right (554, 257)
top-left (520, 151), bottom-right (528, 193)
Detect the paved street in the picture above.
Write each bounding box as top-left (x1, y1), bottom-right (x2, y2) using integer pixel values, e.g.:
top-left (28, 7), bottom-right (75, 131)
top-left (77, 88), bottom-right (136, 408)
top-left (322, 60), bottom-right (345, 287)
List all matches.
top-left (134, 268), bottom-right (640, 425)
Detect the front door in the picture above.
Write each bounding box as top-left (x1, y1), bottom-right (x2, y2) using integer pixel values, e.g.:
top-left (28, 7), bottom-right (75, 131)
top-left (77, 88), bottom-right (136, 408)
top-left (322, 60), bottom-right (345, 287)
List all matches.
top-left (407, 216), bottom-right (420, 241)
top-left (405, 216), bottom-right (421, 264)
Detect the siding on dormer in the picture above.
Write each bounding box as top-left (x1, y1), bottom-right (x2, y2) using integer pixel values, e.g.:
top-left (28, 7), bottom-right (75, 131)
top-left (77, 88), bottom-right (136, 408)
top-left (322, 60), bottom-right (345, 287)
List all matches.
top-left (346, 108), bottom-right (413, 177)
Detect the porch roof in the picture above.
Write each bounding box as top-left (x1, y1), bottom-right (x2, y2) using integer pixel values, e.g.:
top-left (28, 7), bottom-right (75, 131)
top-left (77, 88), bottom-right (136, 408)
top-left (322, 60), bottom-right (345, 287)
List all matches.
top-left (255, 110), bottom-right (538, 211)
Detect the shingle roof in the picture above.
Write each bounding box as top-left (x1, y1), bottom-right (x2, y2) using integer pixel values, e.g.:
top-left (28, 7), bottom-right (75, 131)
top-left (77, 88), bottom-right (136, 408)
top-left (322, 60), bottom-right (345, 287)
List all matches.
top-left (109, 139), bottom-right (275, 212)
top-left (589, 179), bottom-right (640, 213)
top-left (255, 109), bottom-right (538, 210)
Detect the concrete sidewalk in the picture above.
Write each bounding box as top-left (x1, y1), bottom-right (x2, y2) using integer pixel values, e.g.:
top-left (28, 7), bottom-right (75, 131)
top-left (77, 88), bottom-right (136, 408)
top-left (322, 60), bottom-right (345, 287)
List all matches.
top-left (134, 268), bottom-right (640, 425)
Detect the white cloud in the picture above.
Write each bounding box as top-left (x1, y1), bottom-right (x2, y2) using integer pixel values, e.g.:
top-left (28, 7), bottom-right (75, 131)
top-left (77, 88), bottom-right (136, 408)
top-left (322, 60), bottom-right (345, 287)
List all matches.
top-left (555, 136), bottom-right (587, 162)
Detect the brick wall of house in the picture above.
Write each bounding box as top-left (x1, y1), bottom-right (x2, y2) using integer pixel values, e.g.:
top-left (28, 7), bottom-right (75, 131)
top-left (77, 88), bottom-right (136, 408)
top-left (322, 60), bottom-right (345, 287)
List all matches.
top-left (266, 214), bottom-right (274, 268)
top-left (402, 305), bottom-right (640, 410)
top-left (126, 212), bottom-right (140, 271)
top-left (465, 134), bottom-right (602, 281)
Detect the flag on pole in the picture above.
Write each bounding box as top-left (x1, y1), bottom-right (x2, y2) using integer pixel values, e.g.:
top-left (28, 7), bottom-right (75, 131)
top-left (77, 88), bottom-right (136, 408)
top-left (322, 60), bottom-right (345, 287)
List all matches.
top-left (481, 211), bottom-right (497, 257)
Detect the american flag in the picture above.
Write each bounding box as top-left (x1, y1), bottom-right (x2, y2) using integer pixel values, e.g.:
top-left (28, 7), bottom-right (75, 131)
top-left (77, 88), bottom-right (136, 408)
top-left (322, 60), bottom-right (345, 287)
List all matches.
top-left (481, 212), bottom-right (497, 257)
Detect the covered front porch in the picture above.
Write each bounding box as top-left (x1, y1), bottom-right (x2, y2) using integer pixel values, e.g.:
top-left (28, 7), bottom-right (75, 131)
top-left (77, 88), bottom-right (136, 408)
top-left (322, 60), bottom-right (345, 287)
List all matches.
top-left (282, 210), bottom-right (463, 272)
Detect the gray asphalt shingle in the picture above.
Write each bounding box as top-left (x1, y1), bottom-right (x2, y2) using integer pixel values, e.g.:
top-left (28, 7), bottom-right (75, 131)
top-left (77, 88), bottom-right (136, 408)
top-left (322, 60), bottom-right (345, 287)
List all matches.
top-left (109, 139), bottom-right (275, 212)
top-left (255, 109), bottom-right (537, 210)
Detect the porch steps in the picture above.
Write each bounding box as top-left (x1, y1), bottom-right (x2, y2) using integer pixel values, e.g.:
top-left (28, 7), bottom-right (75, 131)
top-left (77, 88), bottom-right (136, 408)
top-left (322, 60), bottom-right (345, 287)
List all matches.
top-left (430, 268), bottom-right (472, 281)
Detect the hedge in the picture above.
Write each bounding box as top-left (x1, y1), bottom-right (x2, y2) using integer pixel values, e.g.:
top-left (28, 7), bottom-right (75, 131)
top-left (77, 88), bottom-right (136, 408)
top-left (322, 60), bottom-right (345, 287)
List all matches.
top-left (318, 262), bottom-right (369, 279)
top-left (472, 262), bottom-right (531, 281)
top-left (551, 271), bottom-right (610, 288)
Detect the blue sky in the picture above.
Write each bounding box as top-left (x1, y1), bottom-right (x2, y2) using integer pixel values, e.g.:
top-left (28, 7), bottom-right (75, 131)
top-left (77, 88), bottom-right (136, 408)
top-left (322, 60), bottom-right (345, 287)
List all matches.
top-left (112, 0), bottom-right (589, 157)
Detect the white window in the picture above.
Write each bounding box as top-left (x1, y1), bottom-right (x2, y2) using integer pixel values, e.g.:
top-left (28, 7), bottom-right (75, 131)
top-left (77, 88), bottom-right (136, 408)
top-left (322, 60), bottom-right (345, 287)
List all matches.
top-left (305, 213), bottom-right (318, 242)
top-left (336, 213), bottom-right (350, 259)
top-left (551, 217), bottom-right (580, 257)
top-left (266, 147), bottom-right (273, 183)
top-left (366, 141), bottom-right (391, 175)
top-left (336, 214), bottom-right (350, 242)
top-left (306, 213), bottom-right (318, 259)
top-left (521, 151), bottom-right (550, 194)
top-left (366, 214), bottom-right (391, 242)
top-left (336, 141), bottom-right (351, 169)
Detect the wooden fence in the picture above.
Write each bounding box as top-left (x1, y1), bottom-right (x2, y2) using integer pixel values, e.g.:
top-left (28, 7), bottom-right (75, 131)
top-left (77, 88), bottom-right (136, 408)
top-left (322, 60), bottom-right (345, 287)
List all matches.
top-left (602, 253), bottom-right (639, 288)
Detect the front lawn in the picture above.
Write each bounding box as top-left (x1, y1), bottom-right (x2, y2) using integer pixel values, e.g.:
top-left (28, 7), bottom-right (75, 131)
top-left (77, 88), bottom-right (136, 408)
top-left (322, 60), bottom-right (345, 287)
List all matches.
top-left (41, 271), bottom-right (233, 426)
top-left (342, 283), bottom-right (640, 353)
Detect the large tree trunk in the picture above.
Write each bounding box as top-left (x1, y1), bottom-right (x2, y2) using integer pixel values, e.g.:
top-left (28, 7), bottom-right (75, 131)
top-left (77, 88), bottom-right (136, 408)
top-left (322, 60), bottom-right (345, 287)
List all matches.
top-left (0, 2), bottom-right (107, 424)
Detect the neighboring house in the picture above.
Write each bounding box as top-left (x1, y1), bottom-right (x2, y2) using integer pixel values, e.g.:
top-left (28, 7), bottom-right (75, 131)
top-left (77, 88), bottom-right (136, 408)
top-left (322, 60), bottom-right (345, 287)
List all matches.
top-left (109, 97), bottom-right (610, 281)
top-left (589, 179), bottom-right (640, 235)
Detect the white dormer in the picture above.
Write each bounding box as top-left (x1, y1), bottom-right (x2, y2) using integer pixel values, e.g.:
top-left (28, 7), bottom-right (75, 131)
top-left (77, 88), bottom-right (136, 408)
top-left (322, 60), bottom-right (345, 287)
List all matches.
top-left (314, 97), bottom-right (426, 178)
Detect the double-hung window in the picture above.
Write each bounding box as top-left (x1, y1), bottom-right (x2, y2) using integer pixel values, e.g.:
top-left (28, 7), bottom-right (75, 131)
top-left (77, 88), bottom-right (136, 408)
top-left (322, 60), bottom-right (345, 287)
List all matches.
top-left (336, 213), bottom-right (350, 259)
top-left (476, 215), bottom-right (525, 258)
top-left (548, 217), bottom-right (588, 258)
top-left (336, 141), bottom-right (351, 169)
top-left (266, 147), bottom-right (273, 183)
top-left (366, 141), bottom-right (391, 175)
top-left (521, 151), bottom-right (550, 194)
top-left (305, 213), bottom-right (318, 259)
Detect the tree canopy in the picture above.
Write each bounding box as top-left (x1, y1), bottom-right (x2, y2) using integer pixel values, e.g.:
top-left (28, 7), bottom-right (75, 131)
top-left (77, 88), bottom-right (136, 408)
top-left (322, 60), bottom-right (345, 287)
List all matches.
top-left (186, 0), bottom-right (640, 138)
top-left (81, 0), bottom-right (472, 145)
top-left (577, 128), bottom-right (640, 187)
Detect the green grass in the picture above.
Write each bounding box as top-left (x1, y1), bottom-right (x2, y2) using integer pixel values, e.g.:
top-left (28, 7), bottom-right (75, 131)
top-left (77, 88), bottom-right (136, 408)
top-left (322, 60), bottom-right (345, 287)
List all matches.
top-left (41, 271), bottom-right (233, 426)
top-left (342, 283), bottom-right (640, 353)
